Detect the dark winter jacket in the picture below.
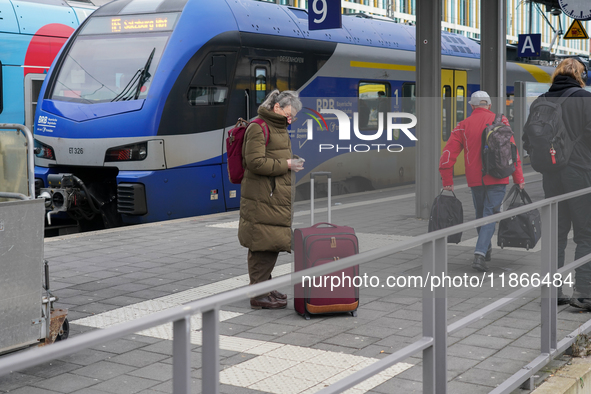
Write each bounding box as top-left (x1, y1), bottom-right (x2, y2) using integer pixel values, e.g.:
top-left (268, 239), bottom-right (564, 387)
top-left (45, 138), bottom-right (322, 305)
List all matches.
top-left (537, 75), bottom-right (591, 171)
top-left (238, 106), bottom-right (292, 252)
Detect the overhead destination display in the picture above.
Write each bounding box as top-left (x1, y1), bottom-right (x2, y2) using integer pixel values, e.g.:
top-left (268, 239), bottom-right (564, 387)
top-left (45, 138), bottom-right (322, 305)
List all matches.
top-left (111, 16), bottom-right (170, 32)
top-left (81, 13), bottom-right (180, 35)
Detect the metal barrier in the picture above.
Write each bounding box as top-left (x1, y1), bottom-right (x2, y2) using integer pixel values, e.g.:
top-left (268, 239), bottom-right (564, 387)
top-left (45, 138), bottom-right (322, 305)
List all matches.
top-left (1, 186), bottom-right (591, 393)
top-left (0, 123), bottom-right (36, 200)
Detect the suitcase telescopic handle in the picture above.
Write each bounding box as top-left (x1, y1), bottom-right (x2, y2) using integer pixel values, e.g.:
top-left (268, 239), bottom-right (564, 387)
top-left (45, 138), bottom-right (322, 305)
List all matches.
top-left (311, 172), bottom-right (332, 225)
top-left (310, 222), bottom-right (338, 228)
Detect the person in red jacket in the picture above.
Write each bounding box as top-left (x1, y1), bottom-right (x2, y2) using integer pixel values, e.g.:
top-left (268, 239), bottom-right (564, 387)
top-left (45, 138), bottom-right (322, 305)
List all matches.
top-left (439, 91), bottom-right (525, 272)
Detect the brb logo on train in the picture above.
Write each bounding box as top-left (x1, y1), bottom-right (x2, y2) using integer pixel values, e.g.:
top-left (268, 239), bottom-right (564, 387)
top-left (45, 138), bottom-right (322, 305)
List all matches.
top-left (293, 98), bottom-right (417, 154)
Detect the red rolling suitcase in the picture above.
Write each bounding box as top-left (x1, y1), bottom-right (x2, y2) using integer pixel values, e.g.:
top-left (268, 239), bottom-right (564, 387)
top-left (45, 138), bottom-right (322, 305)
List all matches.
top-left (294, 172), bottom-right (359, 320)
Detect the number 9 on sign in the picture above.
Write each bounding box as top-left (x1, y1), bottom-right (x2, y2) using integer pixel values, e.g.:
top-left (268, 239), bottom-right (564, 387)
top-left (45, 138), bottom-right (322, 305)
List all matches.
top-left (313, 0), bottom-right (327, 23)
top-left (308, 0), bottom-right (341, 30)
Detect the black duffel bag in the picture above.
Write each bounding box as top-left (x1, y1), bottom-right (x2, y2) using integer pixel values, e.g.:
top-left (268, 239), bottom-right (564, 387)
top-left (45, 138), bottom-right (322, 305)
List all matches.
top-left (428, 189), bottom-right (463, 244)
top-left (497, 185), bottom-right (541, 250)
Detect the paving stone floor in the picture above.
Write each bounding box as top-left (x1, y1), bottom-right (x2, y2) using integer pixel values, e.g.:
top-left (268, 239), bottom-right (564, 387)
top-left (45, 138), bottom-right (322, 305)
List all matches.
top-left (1, 166), bottom-right (589, 394)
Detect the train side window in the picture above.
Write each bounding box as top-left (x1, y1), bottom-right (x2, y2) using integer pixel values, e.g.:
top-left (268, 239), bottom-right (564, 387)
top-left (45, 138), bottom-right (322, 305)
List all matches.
top-left (187, 87), bottom-right (228, 106)
top-left (358, 81), bottom-right (390, 130)
top-left (24, 74), bottom-right (46, 131)
top-left (456, 86), bottom-right (465, 123)
top-left (442, 85), bottom-right (452, 142)
top-left (255, 68), bottom-right (267, 105)
top-left (401, 82), bottom-right (416, 115)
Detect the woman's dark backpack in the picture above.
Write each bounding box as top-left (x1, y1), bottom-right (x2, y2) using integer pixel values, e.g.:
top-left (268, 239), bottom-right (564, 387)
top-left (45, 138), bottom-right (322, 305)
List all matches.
top-left (428, 190), bottom-right (463, 244)
top-left (523, 87), bottom-right (580, 173)
top-left (481, 114), bottom-right (518, 179)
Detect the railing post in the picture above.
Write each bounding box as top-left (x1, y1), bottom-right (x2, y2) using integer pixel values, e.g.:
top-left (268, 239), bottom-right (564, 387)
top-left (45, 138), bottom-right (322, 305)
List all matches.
top-left (202, 308), bottom-right (220, 394)
top-left (173, 316), bottom-right (191, 394)
top-left (423, 237), bottom-right (447, 393)
top-left (540, 203), bottom-right (558, 354)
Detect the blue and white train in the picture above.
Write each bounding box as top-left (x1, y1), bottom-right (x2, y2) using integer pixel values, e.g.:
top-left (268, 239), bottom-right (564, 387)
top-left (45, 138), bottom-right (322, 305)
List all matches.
top-left (32, 0), bottom-right (559, 231)
top-left (0, 0), bottom-right (94, 197)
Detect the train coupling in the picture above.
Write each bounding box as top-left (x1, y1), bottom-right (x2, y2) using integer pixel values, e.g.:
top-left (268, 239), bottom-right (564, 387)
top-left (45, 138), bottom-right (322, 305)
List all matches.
top-left (39, 173), bottom-right (101, 224)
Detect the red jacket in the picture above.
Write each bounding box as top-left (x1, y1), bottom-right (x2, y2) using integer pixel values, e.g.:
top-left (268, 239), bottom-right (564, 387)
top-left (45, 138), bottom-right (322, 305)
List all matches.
top-left (439, 107), bottom-right (524, 188)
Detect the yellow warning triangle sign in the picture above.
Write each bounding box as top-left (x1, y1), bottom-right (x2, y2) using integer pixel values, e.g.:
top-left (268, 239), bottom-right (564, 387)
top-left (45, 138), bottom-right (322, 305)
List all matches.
top-left (564, 19), bottom-right (589, 40)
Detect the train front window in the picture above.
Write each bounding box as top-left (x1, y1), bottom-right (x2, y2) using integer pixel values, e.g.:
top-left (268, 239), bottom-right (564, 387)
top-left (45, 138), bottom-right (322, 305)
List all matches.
top-left (50, 30), bottom-right (170, 104)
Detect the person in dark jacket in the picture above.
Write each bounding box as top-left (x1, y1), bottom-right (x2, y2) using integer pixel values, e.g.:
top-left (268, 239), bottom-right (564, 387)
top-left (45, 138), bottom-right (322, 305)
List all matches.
top-left (238, 90), bottom-right (302, 310)
top-left (524, 58), bottom-right (591, 307)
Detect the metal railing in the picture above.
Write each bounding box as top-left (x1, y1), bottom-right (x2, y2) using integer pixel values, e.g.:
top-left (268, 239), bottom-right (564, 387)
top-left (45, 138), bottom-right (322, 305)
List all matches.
top-left (0, 123), bottom-right (35, 200)
top-left (1, 186), bottom-right (591, 393)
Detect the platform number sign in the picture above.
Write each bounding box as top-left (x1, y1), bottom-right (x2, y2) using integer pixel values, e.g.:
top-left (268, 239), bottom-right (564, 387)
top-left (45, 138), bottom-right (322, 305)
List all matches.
top-left (518, 34), bottom-right (541, 57)
top-left (308, 0), bottom-right (341, 31)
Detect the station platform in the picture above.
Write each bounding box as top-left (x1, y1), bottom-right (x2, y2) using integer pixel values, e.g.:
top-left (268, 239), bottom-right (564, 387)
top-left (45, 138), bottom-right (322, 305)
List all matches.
top-left (0, 166), bottom-right (588, 394)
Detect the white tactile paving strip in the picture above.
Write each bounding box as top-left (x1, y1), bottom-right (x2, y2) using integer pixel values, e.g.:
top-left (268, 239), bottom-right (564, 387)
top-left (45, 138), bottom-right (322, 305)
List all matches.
top-left (457, 230), bottom-right (574, 254)
top-left (457, 234), bottom-right (542, 253)
top-left (205, 224), bottom-right (414, 253)
top-left (72, 263), bottom-right (413, 393)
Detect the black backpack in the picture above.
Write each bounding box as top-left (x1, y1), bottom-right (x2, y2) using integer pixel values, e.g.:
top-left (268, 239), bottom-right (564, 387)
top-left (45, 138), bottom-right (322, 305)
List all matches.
top-left (481, 114), bottom-right (518, 179)
top-left (428, 190), bottom-right (463, 244)
top-left (523, 87), bottom-right (580, 173)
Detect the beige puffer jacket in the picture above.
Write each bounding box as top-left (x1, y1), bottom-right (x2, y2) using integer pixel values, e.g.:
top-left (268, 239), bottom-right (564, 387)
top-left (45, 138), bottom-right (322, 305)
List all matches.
top-left (238, 106), bottom-right (292, 252)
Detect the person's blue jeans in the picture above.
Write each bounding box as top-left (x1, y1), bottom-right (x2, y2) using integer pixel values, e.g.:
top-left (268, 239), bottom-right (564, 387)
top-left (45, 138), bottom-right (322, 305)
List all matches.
top-left (471, 184), bottom-right (506, 257)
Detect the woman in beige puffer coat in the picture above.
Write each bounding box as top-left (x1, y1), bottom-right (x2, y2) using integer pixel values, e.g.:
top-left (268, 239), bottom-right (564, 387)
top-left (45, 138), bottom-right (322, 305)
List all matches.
top-left (238, 90), bottom-right (302, 310)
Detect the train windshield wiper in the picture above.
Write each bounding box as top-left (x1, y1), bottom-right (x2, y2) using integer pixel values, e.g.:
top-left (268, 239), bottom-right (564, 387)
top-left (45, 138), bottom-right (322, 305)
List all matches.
top-left (111, 48), bottom-right (155, 102)
top-left (134, 48), bottom-right (155, 99)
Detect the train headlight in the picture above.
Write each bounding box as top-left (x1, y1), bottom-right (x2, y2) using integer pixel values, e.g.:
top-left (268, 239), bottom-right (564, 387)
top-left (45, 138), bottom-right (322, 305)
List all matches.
top-left (34, 140), bottom-right (55, 160)
top-left (105, 142), bottom-right (148, 162)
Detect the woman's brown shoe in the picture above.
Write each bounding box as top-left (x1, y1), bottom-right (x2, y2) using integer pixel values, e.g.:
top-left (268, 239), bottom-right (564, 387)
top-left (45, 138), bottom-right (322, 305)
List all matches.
top-left (270, 290), bottom-right (287, 300)
top-left (250, 295), bottom-right (287, 309)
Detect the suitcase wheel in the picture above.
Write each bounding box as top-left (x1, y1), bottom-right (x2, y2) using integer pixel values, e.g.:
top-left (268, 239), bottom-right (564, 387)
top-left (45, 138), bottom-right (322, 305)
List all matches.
top-left (351, 311), bottom-right (357, 317)
top-left (304, 312), bottom-right (311, 320)
top-left (499, 240), bottom-right (504, 249)
top-left (525, 241), bottom-right (530, 251)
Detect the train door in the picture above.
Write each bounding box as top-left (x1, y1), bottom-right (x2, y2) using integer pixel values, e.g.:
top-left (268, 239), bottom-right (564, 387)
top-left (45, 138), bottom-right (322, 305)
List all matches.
top-left (24, 74), bottom-right (45, 131)
top-left (223, 60), bottom-right (272, 211)
top-left (441, 69), bottom-right (467, 176)
top-left (249, 60), bottom-right (271, 119)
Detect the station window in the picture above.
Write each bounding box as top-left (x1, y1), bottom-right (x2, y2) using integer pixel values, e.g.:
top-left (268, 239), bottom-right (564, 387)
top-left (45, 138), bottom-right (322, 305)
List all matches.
top-left (456, 86), bottom-right (465, 123)
top-left (442, 85), bottom-right (452, 141)
top-left (255, 68), bottom-right (267, 105)
top-left (187, 87), bottom-right (227, 106)
top-left (358, 81), bottom-right (390, 130)
top-left (401, 82), bottom-right (416, 115)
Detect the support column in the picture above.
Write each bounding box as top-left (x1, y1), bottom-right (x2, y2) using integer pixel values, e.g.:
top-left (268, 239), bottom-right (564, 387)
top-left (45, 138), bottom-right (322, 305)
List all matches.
top-left (481, 0), bottom-right (507, 113)
top-left (173, 317), bottom-right (191, 394)
top-left (415, 0), bottom-right (442, 219)
top-left (202, 309), bottom-right (220, 394)
top-left (423, 237), bottom-right (448, 393)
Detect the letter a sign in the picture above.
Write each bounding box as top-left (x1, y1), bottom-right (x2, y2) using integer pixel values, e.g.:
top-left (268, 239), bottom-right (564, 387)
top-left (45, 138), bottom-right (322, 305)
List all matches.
top-left (518, 34), bottom-right (541, 57)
